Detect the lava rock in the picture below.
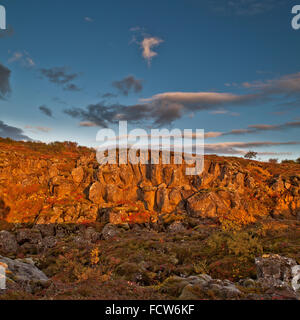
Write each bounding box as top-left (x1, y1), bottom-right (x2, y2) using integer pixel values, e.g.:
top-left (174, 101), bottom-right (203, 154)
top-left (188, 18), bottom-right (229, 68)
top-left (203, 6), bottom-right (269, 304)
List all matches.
top-left (101, 223), bottom-right (120, 240)
top-left (0, 255), bottom-right (49, 293)
top-left (0, 231), bottom-right (18, 255)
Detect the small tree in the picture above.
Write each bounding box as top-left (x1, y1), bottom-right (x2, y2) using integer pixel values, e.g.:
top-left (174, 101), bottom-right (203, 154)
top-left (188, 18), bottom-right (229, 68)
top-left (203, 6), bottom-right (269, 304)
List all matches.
top-left (269, 158), bottom-right (278, 164)
top-left (281, 159), bottom-right (295, 164)
top-left (244, 151), bottom-right (258, 160)
top-left (296, 158), bottom-right (300, 164)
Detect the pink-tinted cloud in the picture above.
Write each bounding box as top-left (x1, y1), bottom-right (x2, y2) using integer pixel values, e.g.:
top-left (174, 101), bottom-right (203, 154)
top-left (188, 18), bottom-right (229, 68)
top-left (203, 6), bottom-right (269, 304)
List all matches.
top-left (141, 37), bottom-right (164, 66)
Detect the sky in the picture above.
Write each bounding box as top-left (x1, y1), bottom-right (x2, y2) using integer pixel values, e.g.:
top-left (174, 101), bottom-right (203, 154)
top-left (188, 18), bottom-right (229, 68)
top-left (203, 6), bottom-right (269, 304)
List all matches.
top-left (0, 0), bottom-right (300, 160)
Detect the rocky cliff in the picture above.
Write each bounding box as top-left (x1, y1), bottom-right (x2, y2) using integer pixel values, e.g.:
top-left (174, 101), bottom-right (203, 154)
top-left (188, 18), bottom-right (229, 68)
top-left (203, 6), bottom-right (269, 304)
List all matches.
top-left (0, 138), bottom-right (299, 226)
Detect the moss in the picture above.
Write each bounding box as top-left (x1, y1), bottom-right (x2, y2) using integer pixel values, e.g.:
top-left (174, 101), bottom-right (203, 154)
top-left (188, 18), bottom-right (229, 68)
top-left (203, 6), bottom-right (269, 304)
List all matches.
top-left (158, 276), bottom-right (190, 297)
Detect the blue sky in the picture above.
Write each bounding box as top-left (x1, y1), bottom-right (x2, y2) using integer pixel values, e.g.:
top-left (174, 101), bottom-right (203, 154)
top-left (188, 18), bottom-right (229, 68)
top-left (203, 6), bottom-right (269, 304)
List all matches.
top-left (0, 0), bottom-right (300, 160)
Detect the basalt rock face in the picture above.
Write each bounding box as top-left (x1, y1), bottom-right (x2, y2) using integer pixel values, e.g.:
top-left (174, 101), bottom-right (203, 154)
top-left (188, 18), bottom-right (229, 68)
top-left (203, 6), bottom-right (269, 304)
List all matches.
top-left (0, 139), bottom-right (299, 225)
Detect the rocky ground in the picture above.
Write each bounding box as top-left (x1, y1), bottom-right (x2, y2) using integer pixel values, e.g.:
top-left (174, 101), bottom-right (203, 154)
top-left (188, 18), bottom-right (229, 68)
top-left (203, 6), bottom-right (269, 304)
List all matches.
top-left (0, 219), bottom-right (300, 300)
top-left (0, 138), bottom-right (299, 300)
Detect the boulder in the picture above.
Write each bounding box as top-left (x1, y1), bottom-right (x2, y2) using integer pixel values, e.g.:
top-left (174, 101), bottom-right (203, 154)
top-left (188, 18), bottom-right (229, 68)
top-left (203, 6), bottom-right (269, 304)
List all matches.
top-left (57, 183), bottom-right (73, 198)
top-left (41, 236), bottom-right (57, 249)
top-left (33, 224), bottom-right (55, 238)
top-left (105, 184), bottom-right (123, 203)
top-left (139, 182), bottom-right (156, 211)
top-left (179, 284), bottom-right (201, 300)
top-left (49, 165), bottom-right (59, 178)
top-left (155, 186), bottom-right (169, 212)
top-left (221, 283), bottom-right (242, 299)
top-left (0, 231), bottom-right (18, 255)
top-left (83, 227), bottom-right (101, 243)
top-left (291, 266), bottom-right (300, 292)
top-left (255, 254), bottom-right (300, 299)
top-left (0, 256), bottom-right (49, 293)
top-left (116, 262), bottom-right (150, 284)
top-left (239, 278), bottom-right (256, 288)
top-left (168, 188), bottom-right (182, 206)
top-left (159, 276), bottom-right (190, 297)
top-left (101, 223), bottom-right (120, 240)
top-left (89, 182), bottom-right (103, 204)
top-left (167, 221), bottom-right (186, 233)
top-left (16, 229), bottom-right (42, 245)
top-left (160, 274), bottom-right (242, 300)
top-left (186, 191), bottom-right (229, 218)
top-left (270, 177), bottom-right (285, 193)
top-left (72, 167), bottom-right (84, 184)
top-left (109, 210), bottom-right (124, 225)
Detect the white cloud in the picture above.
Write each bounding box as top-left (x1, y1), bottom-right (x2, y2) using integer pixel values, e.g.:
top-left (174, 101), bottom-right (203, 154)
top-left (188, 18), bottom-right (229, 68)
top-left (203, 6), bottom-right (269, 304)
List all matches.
top-left (130, 26), bottom-right (143, 32)
top-left (8, 51), bottom-right (35, 68)
top-left (84, 17), bottom-right (94, 22)
top-left (8, 52), bottom-right (23, 63)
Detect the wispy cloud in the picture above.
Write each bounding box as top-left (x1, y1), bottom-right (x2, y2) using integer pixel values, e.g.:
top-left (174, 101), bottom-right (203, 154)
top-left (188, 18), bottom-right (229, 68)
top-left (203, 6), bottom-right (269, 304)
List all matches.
top-left (84, 17), bottom-right (94, 22)
top-left (39, 67), bottom-right (81, 91)
top-left (130, 26), bottom-right (144, 32)
top-left (64, 71), bottom-right (300, 127)
top-left (79, 121), bottom-right (98, 127)
top-left (112, 75), bottom-right (143, 96)
top-left (8, 50), bottom-right (35, 68)
top-left (8, 52), bottom-right (22, 63)
top-left (229, 120), bottom-right (300, 136)
top-left (241, 72), bottom-right (300, 93)
top-left (101, 92), bottom-right (118, 99)
top-left (52, 97), bottom-right (67, 105)
top-left (211, 0), bottom-right (283, 16)
top-left (0, 121), bottom-right (32, 141)
top-left (204, 120), bottom-right (300, 139)
top-left (205, 141), bottom-right (300, 156)
top-left (64, 102), bottom-right (151, 128)
top-left (64, 83), bottom-right (82, 92)
top-left (39, 105), bottom-right (53, 118)
top-left (24, 125), bottom-right (52, 133)
top-left (209, 109), bottom-right (240, 116)
top-left (40, 67), bottom-right (78, 84)
top-left (62, 92), bottom-right (252, 127)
